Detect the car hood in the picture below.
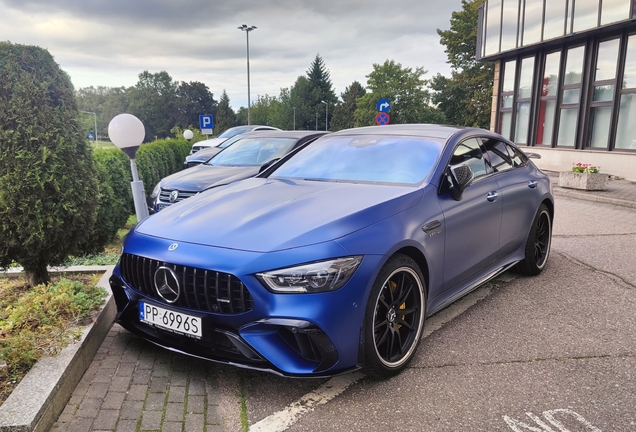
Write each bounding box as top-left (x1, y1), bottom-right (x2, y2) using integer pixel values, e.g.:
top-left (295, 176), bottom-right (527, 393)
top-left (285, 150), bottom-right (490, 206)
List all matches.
top-left (137, 178), bottom-right (423, 252)
top-left (160, 165), bottom-right (260, 191)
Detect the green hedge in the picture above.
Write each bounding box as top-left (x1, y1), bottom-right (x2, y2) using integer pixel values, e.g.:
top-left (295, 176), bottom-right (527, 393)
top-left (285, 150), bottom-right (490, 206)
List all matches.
top-left (84, 139), bottom-right (190, 253)
top-left (77, 149), bottom-right (132, 254)
top-left (135, 138), bottom-right (191, 196)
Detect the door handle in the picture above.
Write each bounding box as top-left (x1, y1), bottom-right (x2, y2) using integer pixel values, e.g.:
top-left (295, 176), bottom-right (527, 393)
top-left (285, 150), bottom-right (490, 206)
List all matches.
top-left (528, 180), bottom-right (538, 189)
top-left (486, 191), bottom-right (499, 202)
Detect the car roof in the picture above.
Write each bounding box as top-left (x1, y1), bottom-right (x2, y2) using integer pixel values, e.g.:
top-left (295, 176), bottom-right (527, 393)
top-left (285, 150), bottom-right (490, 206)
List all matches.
top-left (225, 130), bottom-right (329, 140)
top-left (330, 124), bottom-right (465, 140)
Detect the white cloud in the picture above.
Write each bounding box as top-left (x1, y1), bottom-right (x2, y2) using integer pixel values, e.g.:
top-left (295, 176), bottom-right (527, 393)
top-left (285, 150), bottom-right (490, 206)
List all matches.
top-left (0, 0), bottom-right (462, 108)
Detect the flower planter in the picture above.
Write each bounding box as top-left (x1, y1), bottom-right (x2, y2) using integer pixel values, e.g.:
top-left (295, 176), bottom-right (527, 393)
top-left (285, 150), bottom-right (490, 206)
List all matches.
top-left (559, 171), bottom-right (609, 191)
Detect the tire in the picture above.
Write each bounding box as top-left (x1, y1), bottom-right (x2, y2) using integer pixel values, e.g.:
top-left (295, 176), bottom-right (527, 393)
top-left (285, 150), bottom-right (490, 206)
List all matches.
top-left (363, 254), bottom-right (426, 378)
top-left (516, 203), bottom-right (552, 276)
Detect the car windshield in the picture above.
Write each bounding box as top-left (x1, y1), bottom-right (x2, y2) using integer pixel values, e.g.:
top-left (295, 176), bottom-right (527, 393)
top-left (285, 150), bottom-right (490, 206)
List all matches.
top-left (270, 135), bottom-right (443, 185)
top-left (207, 137), bottom-right (296, 167)
top-left (218, 135), bottom-right (243, 149)
top-left (218, 126), bottom-right (253, 139)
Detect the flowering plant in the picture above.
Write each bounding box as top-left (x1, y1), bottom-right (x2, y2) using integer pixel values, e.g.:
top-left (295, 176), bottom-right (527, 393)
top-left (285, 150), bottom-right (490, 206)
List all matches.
top-left (572, 163), bottom-right (600, 174)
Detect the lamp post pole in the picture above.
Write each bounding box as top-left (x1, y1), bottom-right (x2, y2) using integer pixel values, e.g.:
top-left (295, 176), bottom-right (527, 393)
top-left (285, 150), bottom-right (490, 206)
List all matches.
top-left (321, 101), bottom-right (328, 131)
top-left (293, 107), bottom-right (296, 130)
top-left (238, 24), bottom-right (257, 126)
top-left (81, 111), bottom-right (98, 145)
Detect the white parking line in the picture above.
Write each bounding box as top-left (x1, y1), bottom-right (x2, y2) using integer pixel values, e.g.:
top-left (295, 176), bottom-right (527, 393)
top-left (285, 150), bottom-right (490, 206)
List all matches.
top-left (249, 372), bottom-right (365, 432)
top-left (249, 281), bottom-right (500, 431)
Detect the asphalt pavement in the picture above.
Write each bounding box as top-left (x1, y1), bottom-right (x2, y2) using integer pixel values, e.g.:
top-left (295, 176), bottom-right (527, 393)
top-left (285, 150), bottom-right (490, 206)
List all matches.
top-left (51, 174), bottom-right (636, 432)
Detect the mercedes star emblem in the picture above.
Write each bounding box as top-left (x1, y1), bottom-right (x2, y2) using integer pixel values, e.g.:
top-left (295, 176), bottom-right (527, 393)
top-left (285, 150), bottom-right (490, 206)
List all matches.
top-left (154, 266), bottom-right (180, 303)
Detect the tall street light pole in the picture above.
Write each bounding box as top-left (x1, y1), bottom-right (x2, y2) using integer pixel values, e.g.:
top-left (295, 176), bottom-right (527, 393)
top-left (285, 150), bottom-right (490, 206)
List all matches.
top-left (293, 107), bottom-right (296, 130)
top-left (238, 24), bottom-right (257, 125)
top-left (81, 111), bottom-right (98, 145)
top-left (321, 101), bottom-right (328, 131)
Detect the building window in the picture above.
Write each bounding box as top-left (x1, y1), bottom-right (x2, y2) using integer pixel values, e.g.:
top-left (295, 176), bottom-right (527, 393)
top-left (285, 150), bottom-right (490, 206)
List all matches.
top-left (523, 0), bottom-right (544, 46)
top-left (499, 59), bottom-right (517, 139)
top-left (615, 34), bottom-right (636, 149)
top-left (514, 56), bottom-right (535, 143)
top-left (573, 0), bottom-right (600, 32)
top-left (485, 0), bottom-right (502, 56)
top-left (536, 51), bottom-right (561, 145)
top-left (501, 0), bottom-right (520, 51)
top-left (544, 0), bottom-right (567, 40)
top-left (601, 0), bottom-right (631, 25)
top-left (587, 38), bottom-right (620, 148)
top-left (557, 46), bottom-right (585, 146)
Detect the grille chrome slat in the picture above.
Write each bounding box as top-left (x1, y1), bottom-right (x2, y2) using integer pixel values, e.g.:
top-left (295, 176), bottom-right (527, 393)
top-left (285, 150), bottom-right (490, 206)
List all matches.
top-left (120, 253), bottom-right (253, 315)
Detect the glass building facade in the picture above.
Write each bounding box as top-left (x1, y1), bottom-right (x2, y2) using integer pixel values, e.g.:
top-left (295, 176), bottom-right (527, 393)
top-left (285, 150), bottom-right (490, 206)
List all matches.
top-left (477, 0), bottom-right (636, 151)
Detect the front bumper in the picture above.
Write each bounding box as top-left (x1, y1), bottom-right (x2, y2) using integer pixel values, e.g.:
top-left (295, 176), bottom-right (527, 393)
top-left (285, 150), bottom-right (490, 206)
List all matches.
top-left (109, 237), bottom-right (381, 377)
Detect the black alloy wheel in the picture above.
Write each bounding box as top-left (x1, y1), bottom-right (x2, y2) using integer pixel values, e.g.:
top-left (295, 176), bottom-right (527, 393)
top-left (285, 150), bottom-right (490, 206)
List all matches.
top-left (516, 203), bottom-right (552, 276)
top-left (364, 254), bottom-right (426, 378)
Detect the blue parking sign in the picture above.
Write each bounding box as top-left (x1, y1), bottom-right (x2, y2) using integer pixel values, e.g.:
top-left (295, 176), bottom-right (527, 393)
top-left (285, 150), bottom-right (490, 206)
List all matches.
top-left (199, 114), bottom-right (214, 135)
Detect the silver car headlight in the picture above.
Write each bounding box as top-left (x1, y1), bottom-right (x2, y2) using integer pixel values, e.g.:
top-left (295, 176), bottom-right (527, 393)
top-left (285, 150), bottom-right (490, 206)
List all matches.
top-left (256, 256), bottom-right (363, 293)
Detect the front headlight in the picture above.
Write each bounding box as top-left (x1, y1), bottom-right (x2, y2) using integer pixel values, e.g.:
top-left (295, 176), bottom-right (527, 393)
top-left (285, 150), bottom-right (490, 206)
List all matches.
top-left (150, 182), bottom-right (161, 199)
top-left (256, 256), bottom-right (363, 293)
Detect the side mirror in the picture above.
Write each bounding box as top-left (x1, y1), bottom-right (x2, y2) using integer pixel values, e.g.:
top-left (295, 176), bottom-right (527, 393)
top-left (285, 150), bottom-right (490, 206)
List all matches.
top-left (449, 163), bottom-right (474, 201)
top-left (259, 158), bottom-right (280, 174)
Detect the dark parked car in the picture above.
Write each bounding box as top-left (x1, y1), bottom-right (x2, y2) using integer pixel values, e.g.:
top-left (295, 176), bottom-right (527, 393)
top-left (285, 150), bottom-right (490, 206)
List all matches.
top-left (183, 134), bottom-right (246, 169)
top-left (189, 125), bottom-right (280, 154)
top-left (148, 131), bottom-right (327, 213)
top-left (111, 124), bottom-right (553, 378)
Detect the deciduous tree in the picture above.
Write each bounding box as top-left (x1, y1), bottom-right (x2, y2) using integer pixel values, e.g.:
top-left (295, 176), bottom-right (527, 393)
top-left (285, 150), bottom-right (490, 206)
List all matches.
top-left (432, 0), bottom-right (493, 128)
top-left (354, 60), bottom-right (444, 126)
top-left (330, 81), bottom-right (366, 131)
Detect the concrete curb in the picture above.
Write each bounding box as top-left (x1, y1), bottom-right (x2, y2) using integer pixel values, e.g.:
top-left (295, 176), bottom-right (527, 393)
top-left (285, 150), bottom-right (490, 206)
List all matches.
top-left (553, 187), bottom-right (636, 209)
top-left (0, 267), bottom-right (115, 432)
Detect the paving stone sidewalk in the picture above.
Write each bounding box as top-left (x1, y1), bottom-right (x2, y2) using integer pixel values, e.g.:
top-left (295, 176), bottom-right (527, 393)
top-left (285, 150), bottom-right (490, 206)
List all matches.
top-left (51, 171), bottom-right (636, 432)
top-left (52, 325), bottom-right (227, 432)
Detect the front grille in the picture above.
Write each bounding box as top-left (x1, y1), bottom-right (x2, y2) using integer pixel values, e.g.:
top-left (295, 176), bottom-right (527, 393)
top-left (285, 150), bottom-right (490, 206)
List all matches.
top-left (158, 189), bottom-right (198, 204)
top-left (120, 253), bottom-right (254, 314)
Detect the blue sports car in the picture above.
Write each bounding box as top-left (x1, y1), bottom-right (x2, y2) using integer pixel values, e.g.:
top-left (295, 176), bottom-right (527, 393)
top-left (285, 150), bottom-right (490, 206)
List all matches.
top-left (110, 124), bottom-right (553, 378)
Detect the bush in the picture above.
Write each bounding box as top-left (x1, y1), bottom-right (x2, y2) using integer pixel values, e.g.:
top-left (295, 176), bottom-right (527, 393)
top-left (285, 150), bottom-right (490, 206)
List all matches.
top-left (0, 42), bottom-right (98, 285)
top-left (77, 149), bottom-right (132, 254)
top-left (136, 138), bottom-right (191, 196)
top-left (0, 276), bottom-right (107, 379)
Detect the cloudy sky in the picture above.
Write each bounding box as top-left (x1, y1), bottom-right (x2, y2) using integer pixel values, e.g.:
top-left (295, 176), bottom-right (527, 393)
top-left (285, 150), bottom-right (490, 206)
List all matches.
top-left (0, 0), bottom-right (463, 109)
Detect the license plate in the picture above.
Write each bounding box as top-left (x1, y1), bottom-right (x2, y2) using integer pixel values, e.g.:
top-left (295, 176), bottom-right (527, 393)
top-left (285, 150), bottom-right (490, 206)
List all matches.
top-left (139, 301), bottom-right (202, 339)
top-left (156, 204), bottom-right (169, 212)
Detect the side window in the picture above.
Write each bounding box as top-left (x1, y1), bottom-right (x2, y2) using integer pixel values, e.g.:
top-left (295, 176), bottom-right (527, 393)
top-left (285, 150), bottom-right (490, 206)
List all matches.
top-left (506, 143), bottom-right (528, 167)
top-left (482, 138), bottom-right (514, 173)
top-left (442, 138), bottom-right (488, 194)
top-left (449, 138), bottom-right (488, 179)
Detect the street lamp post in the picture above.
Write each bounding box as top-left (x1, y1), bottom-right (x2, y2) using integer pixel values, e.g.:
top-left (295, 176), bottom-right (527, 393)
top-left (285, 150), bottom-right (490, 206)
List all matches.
top-left (293, 107), bottom-right (296, 130)
top-left (81, 111), bottom-right (98, 145)
top-left (321, 101), bottom-right (328, 131)
top-left (238, 24), bottom-right (257, 126)
top-left (315, 112), bottom-right (318, 131)
top-left (108, 114), bottom-right (149, 222)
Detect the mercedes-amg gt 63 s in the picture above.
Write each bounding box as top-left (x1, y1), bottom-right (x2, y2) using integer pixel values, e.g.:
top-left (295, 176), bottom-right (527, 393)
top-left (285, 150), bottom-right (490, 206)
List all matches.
top-left (110, 124), bottom-right (553, 378)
